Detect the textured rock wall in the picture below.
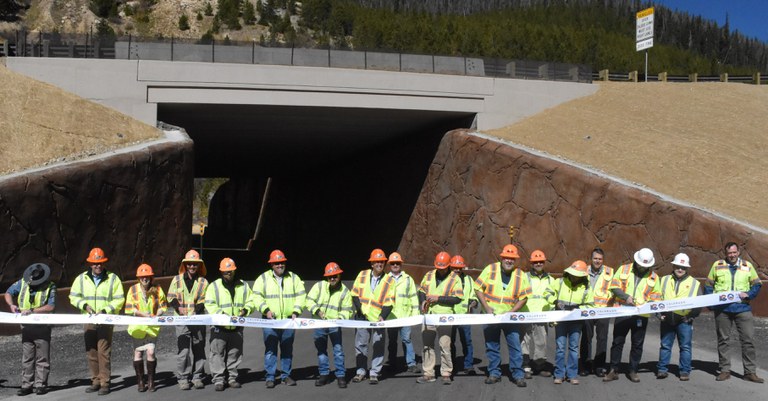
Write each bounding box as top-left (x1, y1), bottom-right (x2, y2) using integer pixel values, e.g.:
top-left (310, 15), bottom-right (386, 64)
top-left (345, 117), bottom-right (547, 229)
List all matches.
top-left (0, 135), bottom-right (193, 291)
top-left (399, 130), bottom-right (768, 286)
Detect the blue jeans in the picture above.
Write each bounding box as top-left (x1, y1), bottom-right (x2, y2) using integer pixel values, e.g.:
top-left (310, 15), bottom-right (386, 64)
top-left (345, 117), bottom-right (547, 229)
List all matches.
top-left (450, 325), bottom-right (474, 369)
top-left (554, 321), bottom-right (581, 379)
top-left (387, 326), bottom-right (416, 367)
top-left (314, 328), bottom-right (345, 378)
top-left (483, 323), bottom-right (524, 379)
top-left (657, 320), bottom-right (693, 375)
top-left (263, 328), bottom-right (295, 381)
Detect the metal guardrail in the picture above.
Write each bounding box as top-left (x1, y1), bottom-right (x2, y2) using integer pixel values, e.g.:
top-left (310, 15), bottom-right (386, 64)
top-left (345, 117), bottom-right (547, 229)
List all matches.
top-left (590, 71), bottom-right (767, 84)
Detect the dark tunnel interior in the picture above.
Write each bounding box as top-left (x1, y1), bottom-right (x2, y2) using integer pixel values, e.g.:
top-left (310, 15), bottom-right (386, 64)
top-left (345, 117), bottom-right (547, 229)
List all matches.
top-left (158, 103), bottom-right (475, 281)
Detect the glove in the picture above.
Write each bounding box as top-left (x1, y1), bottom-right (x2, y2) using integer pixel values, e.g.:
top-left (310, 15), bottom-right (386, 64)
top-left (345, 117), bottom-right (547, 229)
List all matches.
top-left (194, 303), bottom-right (206, 314)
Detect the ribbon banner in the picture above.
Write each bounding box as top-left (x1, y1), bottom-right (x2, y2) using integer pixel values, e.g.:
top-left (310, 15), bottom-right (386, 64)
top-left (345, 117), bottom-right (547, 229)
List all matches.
top-left (0, 292), bottom-right (741, 329)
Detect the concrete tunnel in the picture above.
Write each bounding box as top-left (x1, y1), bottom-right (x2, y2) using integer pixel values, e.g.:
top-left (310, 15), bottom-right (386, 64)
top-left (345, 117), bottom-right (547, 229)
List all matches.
top-left (158, 103), bottom-right (476, 278)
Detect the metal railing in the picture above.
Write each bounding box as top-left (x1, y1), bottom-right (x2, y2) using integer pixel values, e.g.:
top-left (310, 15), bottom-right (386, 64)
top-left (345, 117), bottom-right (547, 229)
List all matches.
top-left (591, 70), bottom-right (767, 85)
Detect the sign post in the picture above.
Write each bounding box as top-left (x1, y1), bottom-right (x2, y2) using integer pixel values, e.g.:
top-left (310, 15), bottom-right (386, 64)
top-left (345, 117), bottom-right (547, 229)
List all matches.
top-left (636, 7), bottom-right (654, 82)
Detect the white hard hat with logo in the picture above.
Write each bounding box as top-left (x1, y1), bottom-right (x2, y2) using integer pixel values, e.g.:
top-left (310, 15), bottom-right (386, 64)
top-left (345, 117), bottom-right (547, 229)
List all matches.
top-left (633, 248), bottom-right (655, 268)
top-left (671, 253), bottom-right (691, 268)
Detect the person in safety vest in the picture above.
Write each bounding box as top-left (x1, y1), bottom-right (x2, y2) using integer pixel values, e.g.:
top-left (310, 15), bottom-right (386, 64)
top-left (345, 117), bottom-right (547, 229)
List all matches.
top-left (167, 249), bottom-right (209, 390)
top-left (125, 263), bottom-right (168, 392)
top-left (704, 242), bottom-right (763, 383)
top-left (205, 257), bottom-right (254, 391)
top-left (474, 244), bottom-right (531, 387)
top-left (520, 250), bottom-right (555, 379)
top-left (385, 252), bottom-right (421, 374)
top-left (656, 253), bottom-right (701, 381)
top-left (305, 262), bottom-right (354, 388)
top-left (252, 249), bottom-right (305, 388)
top-left (579, 247), bottom-right (614, 377)
top-left (69, 247), bottom-right (125, 395)
top-left (550, 260), bottom-right (594, 385)
top-left (351, 248), bottom-right (396, 384)
top-left (416, 252), bottom-right (463, 385)
top-left (603, 247), bottom-right (661, 383)
top-left (448, 254), bottom-right (479, 376)
top-left (4, 263), bottom-right (56, 396)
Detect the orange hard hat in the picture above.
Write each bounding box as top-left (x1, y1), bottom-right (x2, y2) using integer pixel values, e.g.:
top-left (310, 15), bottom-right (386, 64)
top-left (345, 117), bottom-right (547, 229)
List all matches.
top-left (529, 249), bottom-right (547, 263)
top-left (388, 252), bottom-right (404, 264)
top-left (434, 251), bottom-right (451, 269)
top-left (564, 260), bottom-right (588, 277)
top-left (500, 244), bottom-right (520, 259)
top-left (268, 249), bottom-right (287, 264)
top-left (86, 247), bottom-right (108, 264)
top-left (449, 255), bottom-right (466, 269)
top-left (324, 262), bottom-right (343, 277)
top-left (179, 249), bottom-right (207, 276)
top-left (369, 248), bottom-right (387, 262)
top-left (219, 257), bottom-right (237, 272)
top-left (136, 263), bottom-right (154, 278)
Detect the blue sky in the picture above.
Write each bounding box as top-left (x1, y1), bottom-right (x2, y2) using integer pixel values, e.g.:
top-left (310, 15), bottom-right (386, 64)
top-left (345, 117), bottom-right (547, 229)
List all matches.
top-left (652, 0), bottom-right (768, 43)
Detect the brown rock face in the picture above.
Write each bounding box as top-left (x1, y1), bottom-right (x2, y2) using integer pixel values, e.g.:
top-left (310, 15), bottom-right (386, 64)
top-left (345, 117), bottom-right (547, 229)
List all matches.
top-left (0, 136), bottom-right (193, 291)
top-left (399, 130), bottom-right (768, 314)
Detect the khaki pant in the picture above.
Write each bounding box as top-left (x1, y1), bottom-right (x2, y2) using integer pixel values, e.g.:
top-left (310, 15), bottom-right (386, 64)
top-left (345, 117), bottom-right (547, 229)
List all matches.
top-left (84, 324), bottom-right (114, 387)
top-left (21, 325), bottom-right (51, 389)
top-left (209, 327), bottom-right (243, 384)
top-left (421, 325), bottom-right (452, 377)
top-left (522, 323), bottom-right (549, 370)
top-left (176, 325), bottom-right (207, 383)
top-left (715, 310), bottom-right (758, 374)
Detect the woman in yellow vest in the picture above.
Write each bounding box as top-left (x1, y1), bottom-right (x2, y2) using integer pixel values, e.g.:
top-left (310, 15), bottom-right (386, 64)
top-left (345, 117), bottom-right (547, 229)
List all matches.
top-left (125, 264), bottom-right (168, 392)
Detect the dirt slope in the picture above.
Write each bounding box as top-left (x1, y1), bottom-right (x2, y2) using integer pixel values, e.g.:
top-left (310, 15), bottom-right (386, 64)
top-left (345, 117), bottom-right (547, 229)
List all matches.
top-left (487, 81), bottom-right (768, 230)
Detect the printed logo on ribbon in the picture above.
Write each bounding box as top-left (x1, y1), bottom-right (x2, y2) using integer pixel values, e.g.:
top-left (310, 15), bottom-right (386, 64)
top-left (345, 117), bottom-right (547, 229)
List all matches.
top-left (509, 314), bottom-right (518, 321)
top-left (581, 310), bottom-right (589, 317)
top-left (719, 295), bottom-right (727, 302)
top-left (650, 304), bottom-right (658, 311)
top-left (157, 317), bottom-right (166, 323)
top-left (727, 294), bottom-right (735, 301)
top-left (658, 303), bottom-right (665, 310)
top-left (166, 317), bottom-right (173, 323)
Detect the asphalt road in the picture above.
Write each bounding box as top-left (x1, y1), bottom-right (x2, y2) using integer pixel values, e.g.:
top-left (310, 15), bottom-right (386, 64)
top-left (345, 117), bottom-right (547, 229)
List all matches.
top-left (0, 309), bottom-right (765, 400)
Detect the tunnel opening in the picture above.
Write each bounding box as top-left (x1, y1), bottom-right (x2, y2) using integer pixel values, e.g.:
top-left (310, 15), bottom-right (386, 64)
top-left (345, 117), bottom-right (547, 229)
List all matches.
top-left (158, 103), bottom-right (475, 279)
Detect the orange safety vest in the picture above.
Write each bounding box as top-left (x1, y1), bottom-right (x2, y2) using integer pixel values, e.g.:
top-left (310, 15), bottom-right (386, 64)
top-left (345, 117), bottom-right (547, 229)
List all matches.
top-left (167, 274), bottom-right (208, 316)
top-left (590, 266), bottom-right (615, 307)
top-left (352, 269), bottom-right (395, 322)
top-left (419, 270), bottom-right (463, 314)
top-left (610, 263), bottom-right (662, 306)
top-left (474, 262), bottom-right (531, 314)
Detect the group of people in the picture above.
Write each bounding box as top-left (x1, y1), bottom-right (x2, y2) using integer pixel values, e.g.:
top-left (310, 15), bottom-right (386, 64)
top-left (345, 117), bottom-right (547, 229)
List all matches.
top-left (2, 242), bottom-right (763, 395)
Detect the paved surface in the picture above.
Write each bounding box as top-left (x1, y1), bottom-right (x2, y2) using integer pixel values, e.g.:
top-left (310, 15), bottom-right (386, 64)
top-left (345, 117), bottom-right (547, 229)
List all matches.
top-left (0, 308), bottom-right (766, 400)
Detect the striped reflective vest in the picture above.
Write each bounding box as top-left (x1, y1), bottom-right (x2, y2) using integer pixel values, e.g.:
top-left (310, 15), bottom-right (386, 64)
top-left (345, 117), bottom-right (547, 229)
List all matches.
top-left (610, 263), bottom-right (661, 316)
top-left (706, 259), bottom-right (760, 293)
top-left (550, 277), bottom-right (594, 309)
top-left (474, 263), bottom-right (532, 314)
top-left (166, 274), bottom-right (208, 316)
top-left (304, 281), bottom-right (354, 320)
top-left (388, 272), bottom-right (419, 319)
top-left (204, 278), bottom-right (254, 329)
top-left (17, 280), bottom-right (54, 310)
top-left (522, 272), bottom-right (555, 312)
top-left (69, 271), bottom-right (125, 314)
top-left (660, 274), bottom-right (701, 317)
top-left (589, 266), bottom-right (615, 307)
top-left (125, 283), bottom-right (168, 339)
top-left (419, 270), bottom-right (463, 314)
top-left (351, 269), bottom-right (395, 322)
top-left (252, 271), bottom-right (306, 319)
top-left (455, 274), bottom-right (479, 314)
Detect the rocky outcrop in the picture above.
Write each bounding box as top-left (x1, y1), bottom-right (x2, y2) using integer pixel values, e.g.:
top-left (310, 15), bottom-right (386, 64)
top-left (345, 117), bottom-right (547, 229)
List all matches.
top-left (399, 129), bottom-right (768, 286)
top-left (0, 130), bottom-right (193, 291)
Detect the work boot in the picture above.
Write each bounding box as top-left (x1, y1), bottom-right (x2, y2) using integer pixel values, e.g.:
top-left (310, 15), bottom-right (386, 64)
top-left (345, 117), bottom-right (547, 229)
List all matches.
top-left (179, 381), bottom-right (191, 390)
top-left (656, 372), bottom-right (668, 379)
top-left (338, 377), bottom-right (347, 388)
top-left (628, 371), bottom-right (640, 383)
top-left (98, 385), bottom-right (110, 396)
top-left (315, 375), bottom-right (331, 387)
top-left (511, 377), bottom-right (527, 388)
top-left (192, 379), bottom-right (205, 389)
top-left (716, 371), bottom-right (731, 381)
top-left (215, 383), bottom-right (225, 391)
top-left (85, 382), bottom-right (100, 393)
top-left (407, 365), bottom-right (422, 374)
top-left (134, 360), bottom-right (146, 392)
top-left (146, 360), bottom-right (157, 392)
top-left (603, 369), bottom-right (619, 382)
top-left (228, 380), bottom-right (241, 388)
top-left (744, 373), bottom-right (765, 383)
top-left (17, 387), bottom-right (33, 396)
top-left (34, 386), bottom-right (49, 395)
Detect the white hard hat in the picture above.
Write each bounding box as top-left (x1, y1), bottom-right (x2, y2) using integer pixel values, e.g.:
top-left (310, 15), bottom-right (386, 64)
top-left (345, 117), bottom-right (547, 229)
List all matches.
top-left (633, 248), bottom-right (655, 268)
top-left (671, 253), bottom-right (691, 268)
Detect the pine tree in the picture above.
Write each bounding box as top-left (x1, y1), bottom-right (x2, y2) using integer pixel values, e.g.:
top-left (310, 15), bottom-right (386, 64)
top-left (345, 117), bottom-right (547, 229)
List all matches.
top-left (179, 14), bottom-right (190, 30)
top-left (243, 1), bottom-right (256, 25)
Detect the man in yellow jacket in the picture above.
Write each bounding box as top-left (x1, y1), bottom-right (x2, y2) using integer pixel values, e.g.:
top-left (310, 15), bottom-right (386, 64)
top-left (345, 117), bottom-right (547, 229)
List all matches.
top-left (68, 247), bottom-right (125, 395)
top-left (580, 247), bottom-right (614, 377)
top-left (521, 250), bottom-right (555, 378)
top-left (385, 252), bottom-right (420, 374)
top-left (252, 249), bottom-right (306, 388)
top-left (449, 254), bottom-right (479, 376)
top-left (205, 257), bottom-right (254, 391)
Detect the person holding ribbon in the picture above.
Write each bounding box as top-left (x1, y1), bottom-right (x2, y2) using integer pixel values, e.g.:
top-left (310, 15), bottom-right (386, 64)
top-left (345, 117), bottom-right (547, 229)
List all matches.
top-left (4, 263), bottom-right (56, 396)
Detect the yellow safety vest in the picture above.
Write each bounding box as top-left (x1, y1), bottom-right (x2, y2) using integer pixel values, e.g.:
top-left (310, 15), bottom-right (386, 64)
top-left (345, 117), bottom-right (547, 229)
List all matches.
top-left (388, 272), bottom-right (419, 319)
top-left (125, 283), bottom-right (168, 339)
top-left (551, 277), bottom-right (594, 309)
top-left (707, 259), bottom-right (760, 293)
top-left (660, 274), bottom-right (701, 317)
top-left (522, 272), bottom-right (555, 312)
top-left (252, 271), bottom-right (306, 319)
top-left (589, 266), bottom-right (615, 307)
top-left (455, 274), bottom-right (479, 314)
top-left (351, 269), bottom-right (395, 322)
top-left (204, 278), bottom-right (254, 330)
top-left (610, 263), bottom-right (661, 317)
top-left (69, 271), bottom-right (125, 314)
top-left (167, 274), bottom-right (208, 316)
top-left (305, 281), bottom-right (354, 320)
top-left (419, 270), bottom-right (463, 314)
top-left (18, 280), bottom-right (54, 310)
top-left (474, 263), bottom-right (532, 314)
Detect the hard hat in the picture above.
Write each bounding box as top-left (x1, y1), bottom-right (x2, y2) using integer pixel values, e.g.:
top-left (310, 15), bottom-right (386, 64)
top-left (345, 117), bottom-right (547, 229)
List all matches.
top-left (529, 249), bottom-right (546, 263)
top-left (449, 255), bottom-right (466, 269)
top-left (219, 257), bottom-right (237, 272)
top-left (564, 260), bottom-right (588, 277)
top-left (179, 249), bottom-right (207, 276)
top-left (324, 262), bottom-right (343, 277)
top-left (388, 252), bottom-right (404, 264)
top-left (86, 247), bottom-right (108, 264)
top-left (633, 248), bottom-right (655, 268)
top-left (671, 253), bottom-right (691, 268)
top-left (434, 251), bottom-right (451, 269)
top-left (268, 249), bottom-right (287, 264)
top-left (136, 263), bottom-right (155, 278)
top-left (499, 244), bottom-right (520, 259)
top-left (368, 248), bottom-right (387, 262)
